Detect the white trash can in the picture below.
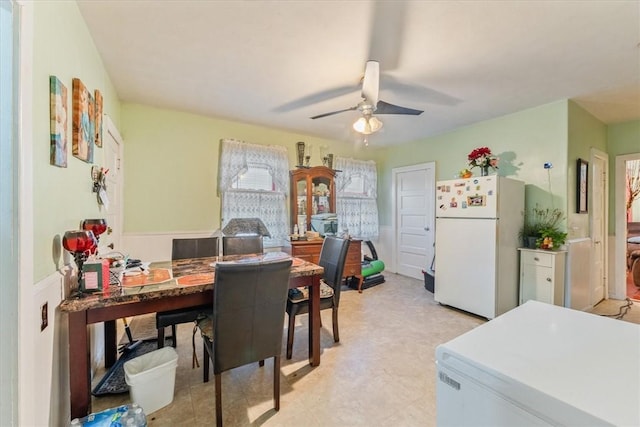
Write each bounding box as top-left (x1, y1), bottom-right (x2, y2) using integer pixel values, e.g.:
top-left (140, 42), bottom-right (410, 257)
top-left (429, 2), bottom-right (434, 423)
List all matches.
top-left (124, 346), bottom-right (178, 415)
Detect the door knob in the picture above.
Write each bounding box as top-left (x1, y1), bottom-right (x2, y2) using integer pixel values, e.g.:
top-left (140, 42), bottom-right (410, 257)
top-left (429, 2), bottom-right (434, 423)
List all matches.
top-left (546, 277), bottom-right (552, 282)
top-left (424, 227), bottom-right (430, 231)
top-left (107, 243), bottom-right (114, 249)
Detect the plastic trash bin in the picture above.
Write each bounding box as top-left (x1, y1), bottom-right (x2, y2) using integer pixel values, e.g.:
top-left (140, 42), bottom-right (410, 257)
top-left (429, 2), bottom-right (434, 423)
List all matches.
top-left (423, 269), bottom-right (435, 293)
top-left (423, 254), bottom-right (435, 293)
top-left (124, 346), bottom-right (178, 415)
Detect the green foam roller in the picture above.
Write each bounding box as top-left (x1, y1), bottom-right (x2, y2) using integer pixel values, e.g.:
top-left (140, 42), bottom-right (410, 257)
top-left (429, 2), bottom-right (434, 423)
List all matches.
top-left (362, 260), bottom-right (385, 277)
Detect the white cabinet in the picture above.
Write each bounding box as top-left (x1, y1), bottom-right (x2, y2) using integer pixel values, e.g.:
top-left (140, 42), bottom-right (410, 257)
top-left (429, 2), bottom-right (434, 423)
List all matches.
top-left (518, 249), bottom-right (566, 306)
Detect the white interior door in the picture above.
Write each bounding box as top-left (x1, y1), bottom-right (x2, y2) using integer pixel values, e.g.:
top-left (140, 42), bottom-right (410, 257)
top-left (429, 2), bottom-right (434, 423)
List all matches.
top-left (393, 163), bottom-right (435, 280)
top-left (589, 150), bottom-right (607, 306)
top-left (101, 115), bottom-right (123, 254)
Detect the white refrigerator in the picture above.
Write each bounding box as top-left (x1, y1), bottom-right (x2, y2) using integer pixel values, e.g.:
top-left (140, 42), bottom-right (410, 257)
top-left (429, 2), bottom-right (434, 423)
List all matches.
top-left (434, 175), bottom-right (523, 319)
top-left (436, 300), bottom-right (640, 426)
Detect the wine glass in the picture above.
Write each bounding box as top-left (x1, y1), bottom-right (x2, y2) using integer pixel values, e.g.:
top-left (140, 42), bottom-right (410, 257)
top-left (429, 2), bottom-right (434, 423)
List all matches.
top-left (63, 230), bottom-right (98, 289)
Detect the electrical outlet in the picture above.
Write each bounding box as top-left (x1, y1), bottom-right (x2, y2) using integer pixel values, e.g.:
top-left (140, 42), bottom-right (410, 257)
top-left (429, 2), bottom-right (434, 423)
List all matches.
top-left (41, 302), bottom-right (48, 331)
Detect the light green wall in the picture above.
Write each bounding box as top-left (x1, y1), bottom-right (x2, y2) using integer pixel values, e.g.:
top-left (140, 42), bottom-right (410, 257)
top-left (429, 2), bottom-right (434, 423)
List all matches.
top-left (370, 101), bottom-right (569, 226)
top-left (608, 120), bottom-right (640, 155)
top-left (32, 1), bottom-right (121, 282)
top-left (121, 104), bottom-right (370, 232)
top-left (607, 120), bottom-right (640, 233)
top-left (567, 101), bottom-right (607, 238)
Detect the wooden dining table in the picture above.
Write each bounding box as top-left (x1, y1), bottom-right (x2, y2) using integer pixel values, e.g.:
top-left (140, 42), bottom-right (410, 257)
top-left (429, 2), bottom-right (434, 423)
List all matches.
top-left (59, 252), bottom-right (324, 419)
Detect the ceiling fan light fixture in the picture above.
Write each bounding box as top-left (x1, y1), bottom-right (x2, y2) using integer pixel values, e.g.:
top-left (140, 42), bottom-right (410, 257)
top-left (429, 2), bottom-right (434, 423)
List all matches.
top-left (353, 115), bottom-right (383, 134)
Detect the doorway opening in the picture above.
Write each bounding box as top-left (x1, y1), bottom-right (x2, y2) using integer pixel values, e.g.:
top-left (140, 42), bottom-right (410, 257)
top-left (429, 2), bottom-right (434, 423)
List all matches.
top-left (624, 158), bottom-right (640, 300)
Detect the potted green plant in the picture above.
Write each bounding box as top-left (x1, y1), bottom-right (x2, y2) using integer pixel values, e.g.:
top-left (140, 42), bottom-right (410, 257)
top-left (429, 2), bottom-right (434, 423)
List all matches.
top-left (519, 206), bottom-right (565, 249)
top-left (536, 226), bottom-right (567, 250)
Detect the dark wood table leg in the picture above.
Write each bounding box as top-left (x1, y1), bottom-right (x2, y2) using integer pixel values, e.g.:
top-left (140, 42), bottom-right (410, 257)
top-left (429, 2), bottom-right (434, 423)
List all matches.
top-left (308, 274), bottom-right (321, 366)
top-left (104, 319), bottom-right (117, 368)
top-left (69, 310), bottom-right (91, 419)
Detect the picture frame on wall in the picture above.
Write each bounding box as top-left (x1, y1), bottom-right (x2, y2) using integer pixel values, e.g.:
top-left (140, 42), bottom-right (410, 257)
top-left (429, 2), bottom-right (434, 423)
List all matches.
top-left (94, 89), bottom-right (103, 148)
top-left (72, 78), bottom-right (95, 163)
top-left (576, 158), bottom-right (588, 213)
top-left (49, 76), bottom-right (68, 167)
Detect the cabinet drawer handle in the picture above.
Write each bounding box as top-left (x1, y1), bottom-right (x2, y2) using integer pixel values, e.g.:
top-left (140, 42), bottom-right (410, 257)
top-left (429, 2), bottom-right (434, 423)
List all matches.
top-left (534, 257), bottom-right (540, 261)
top-left (546, 277), bottom-right (552, 282)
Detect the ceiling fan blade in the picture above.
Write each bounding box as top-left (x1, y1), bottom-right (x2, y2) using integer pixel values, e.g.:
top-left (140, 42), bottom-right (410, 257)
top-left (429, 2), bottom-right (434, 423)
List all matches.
top-left (375, 100), bottom-right (423, 115)
top-left (367, 1), bottom-right (408, 71)
top-left (273, 84), bottom-right (358, 113)
top-left (310, 106), bottom-right (358, 120)
top-left (381, 75), bottom-right (462, 106)
top-left (362, 60), bottom-right (380, 106)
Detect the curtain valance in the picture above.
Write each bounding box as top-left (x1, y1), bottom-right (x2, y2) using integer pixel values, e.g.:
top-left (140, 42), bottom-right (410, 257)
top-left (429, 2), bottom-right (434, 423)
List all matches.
top-left (218, 138), bottom-right (289, 194)
top-left (334, 157), bottom-right (377, 198)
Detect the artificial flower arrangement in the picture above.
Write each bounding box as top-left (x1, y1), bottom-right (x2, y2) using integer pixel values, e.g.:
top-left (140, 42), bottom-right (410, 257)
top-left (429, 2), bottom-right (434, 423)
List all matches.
top-left (468, 147), bottom-right (499, 171)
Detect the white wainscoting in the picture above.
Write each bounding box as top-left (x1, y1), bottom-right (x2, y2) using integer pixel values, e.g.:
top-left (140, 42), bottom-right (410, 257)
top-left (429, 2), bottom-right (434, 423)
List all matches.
top-left (122, 231), bottom-right (303, 262)
top-left (565, 237), bottom-right (593, 311)
top-left (369, 225), bottom-right (394, 272)
top-left (607, 234), bottom-right (625, 300)
top-left (121, 231), bottom-right (221, 262)
top-left (23, 267), bottom-right (77, 426)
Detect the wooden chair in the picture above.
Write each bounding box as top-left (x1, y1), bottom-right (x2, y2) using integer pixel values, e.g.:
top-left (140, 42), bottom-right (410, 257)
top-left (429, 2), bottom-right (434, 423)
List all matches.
top-left (198, 259), bottom-right (292, 427)
top-left (156, 237), bottom-right (218, 348)
top-left (222, 235), bottom-right (263, 255)
top-left (286, 236), bottom-right (350, 359)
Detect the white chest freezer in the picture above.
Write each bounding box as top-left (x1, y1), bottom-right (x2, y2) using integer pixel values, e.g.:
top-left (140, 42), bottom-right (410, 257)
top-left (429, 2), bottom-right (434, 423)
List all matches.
top-left (436, 300), bottom-right (640, 426)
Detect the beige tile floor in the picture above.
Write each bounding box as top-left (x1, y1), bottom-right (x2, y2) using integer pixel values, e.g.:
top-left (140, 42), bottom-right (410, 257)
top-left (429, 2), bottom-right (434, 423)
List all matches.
top-left (91, 275), bottom-right (638, 426)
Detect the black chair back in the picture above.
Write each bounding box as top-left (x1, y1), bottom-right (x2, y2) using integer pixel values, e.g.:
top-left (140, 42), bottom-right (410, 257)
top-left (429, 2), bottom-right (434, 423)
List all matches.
top-left (222, 236), bottom-right (263, 255)
top-left (172, 237), bottom-right (218, 260)
top-left (213, 259), bottom-right (292, 373)
top-left (158, 237), bottom-right (220, 348)
top-left (318, 236), bottom-right (350, 306)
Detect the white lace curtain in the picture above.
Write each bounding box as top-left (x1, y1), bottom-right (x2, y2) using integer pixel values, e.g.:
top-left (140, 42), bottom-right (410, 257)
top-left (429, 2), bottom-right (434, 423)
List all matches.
top-left (334, 157), bottom-right (379, 240)
top-left (219, 139), bottom-right (289, 245)
top-left (218, 138), bottom-right (289, 194)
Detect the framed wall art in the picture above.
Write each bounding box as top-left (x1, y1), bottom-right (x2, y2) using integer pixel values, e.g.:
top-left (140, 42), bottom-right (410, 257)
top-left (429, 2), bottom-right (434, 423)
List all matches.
top-left (94, 89), bottom-right (103, 148)
top-left (576, 158), bottom-right (588, 213)
top-left (72, 78), bottom-right (95, 163)
top-left (49, 76), bottom-right (68, 167)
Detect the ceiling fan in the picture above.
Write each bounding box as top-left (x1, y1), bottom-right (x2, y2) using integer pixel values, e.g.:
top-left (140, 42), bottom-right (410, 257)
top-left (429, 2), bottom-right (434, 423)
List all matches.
top-left (310, 60), bottom-right (423, 134)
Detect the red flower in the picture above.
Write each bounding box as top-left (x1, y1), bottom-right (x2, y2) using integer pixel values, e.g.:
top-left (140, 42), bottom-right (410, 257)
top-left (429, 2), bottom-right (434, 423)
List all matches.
top-left (468, 147), bottom-right (499, 170)
top-left (468, 147), bottom-right (492, 161)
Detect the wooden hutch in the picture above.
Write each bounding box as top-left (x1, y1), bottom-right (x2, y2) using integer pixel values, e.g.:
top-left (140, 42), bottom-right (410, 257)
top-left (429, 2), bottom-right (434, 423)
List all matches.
top-left (287, 166), bottom-right (363, 292)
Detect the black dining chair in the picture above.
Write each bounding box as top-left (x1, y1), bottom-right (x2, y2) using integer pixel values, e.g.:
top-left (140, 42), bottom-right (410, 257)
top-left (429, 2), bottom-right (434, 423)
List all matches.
top-left (156, 237), bottom-right (218, 348)
top-left (286, 236), bottom-right (350, 359)
top-left (222, 235), bottom-right (263, 255)
top-left (198, 259), bottom-right (292, 427)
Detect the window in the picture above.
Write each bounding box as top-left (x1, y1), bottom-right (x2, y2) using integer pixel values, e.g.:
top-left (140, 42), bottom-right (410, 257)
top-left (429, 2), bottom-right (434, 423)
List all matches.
top-left (334, 157), bottom-right (379, 240)
top-left (231, 164), bottom-right (274, 191)
top-left (342, 174), bottom-right (365, 196)
top-left (219, 139), bottom-right (289, 247)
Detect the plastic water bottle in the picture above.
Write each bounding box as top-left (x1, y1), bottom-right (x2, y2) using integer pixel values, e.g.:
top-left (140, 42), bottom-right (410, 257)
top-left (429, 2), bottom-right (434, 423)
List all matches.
top-left (131, 404), bottom-right (147, 426)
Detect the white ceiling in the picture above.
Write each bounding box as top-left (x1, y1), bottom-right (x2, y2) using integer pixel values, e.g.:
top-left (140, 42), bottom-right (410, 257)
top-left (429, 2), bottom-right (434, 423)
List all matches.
top-left (77, 0), bottom-right (640, 147)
